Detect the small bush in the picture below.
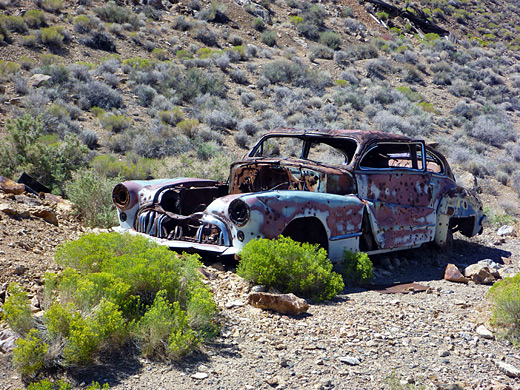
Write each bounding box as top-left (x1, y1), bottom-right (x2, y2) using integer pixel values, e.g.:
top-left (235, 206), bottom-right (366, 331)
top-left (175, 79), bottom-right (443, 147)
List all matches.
top-left (261, 30), bottom-right (276, 47)
top-left (40, 0), bottom-right (64, 13)
top-left (252, 17), bottom-right (265, 31)
top-left (341, 251), bottom-right (374, 285)
top-left (319, 31), bottom-right (341, 50)
top-left (23, 10), bottom-right (46, 29)
top-left (94, 1), bottom-right (138, 27)
top-left (309, 44), bottom-right (334, 61)
top-left (237, 236), bottom-right (344, 302)
top-left (3, 15), bottom-right (28, 33)
top-left (40, 26), bottom-right (65, 46)
top-left (64, 169), bottom-right (120, 228)
top-left (74, 15), bottom-right (93, 33)
top-left (100, 114), bottom-right (130, 133)
top-left (488, 274), bottom-right (520, 345)
top-left (2, 283), bottom-right (33, 335)
top-left (79, 80), bottom-right (123, 110)
top-left (12, 329), bottom-right (48, 379)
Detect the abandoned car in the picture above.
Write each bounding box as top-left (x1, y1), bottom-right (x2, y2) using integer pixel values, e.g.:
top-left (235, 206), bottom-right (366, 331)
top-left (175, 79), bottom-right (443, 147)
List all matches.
top-left (112, 128), bottom-right (485, 262)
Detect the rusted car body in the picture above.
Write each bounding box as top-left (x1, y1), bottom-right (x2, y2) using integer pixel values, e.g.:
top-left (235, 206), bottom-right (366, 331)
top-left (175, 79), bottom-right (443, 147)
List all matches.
top-left (112, 128), bottom-right (485, 262)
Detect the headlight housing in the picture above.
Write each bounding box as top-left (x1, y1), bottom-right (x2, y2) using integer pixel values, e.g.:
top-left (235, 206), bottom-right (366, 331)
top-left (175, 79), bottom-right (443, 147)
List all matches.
top-left (228, 198), bottom-right (250, 227)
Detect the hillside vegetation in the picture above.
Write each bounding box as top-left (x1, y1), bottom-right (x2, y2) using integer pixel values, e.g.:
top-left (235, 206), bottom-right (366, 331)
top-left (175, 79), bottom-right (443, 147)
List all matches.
top-left (0, 0), bottom-right (519, 224)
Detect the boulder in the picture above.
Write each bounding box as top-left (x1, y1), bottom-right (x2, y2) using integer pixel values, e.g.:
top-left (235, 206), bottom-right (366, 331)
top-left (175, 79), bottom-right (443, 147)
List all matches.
top-left (464, 264), bottom-right (496, 284)
top-left (497, 225), bottom-right (515, 237)
top-left (496, 361), bottom-right (520, 378)
top-left (444, 264), bottom-right (469, 284)
top-left (476, 325), bottom-right (494, 339)
top-left (0, 176), bottom-right (25, 195)
top-left (29, 74), bottom-right (52, 88)
top-left (248, 292), bottom-right (309, 315)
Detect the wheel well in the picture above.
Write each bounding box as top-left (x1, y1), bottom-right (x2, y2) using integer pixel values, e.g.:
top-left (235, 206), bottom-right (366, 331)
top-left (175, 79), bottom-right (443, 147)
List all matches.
top-left (449, 216), bottom-right (475, 237)
top-left (282, 217), bottom-right (329, 252)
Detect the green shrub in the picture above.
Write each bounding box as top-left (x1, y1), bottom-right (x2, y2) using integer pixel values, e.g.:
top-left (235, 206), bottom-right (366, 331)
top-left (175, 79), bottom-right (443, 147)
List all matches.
top-left (90, 154), bottom-right (154, 180)
top-left (2, 283), bottom-right (33, 335)
top-left (319, 31), bottom-right (341, 50)
top-left (158, 107), bottom-right (183, 126)
top-left (94, 1), bottom-right (138, 27)
top-left (137, 290), bottom-right (197, 359)
top-left (341, 251), bottom-right (374, 285)
top-left (488, 274), bottom-right (520, 345)
top-left (261, 30), bottom-right (277, 47)
top-left (74, 15), bottom-right (93, 33)
top-left (100, 114), bottom-right (130, 133)
top-left (377, 11), bottom-right (389, 21)
top-left (24, 232), bottom-right (219, 369)
top-left (2, 15), bottom-right (28, 33)
top-left (12, 329), bottom-right (48, 378)
top-left (26, 380), bottom-right (108, 390)
top-left (237, 236), bottom-right (344, 301)
top-left (151, 48), bottom-right (168, 60)
top-left (0, 115), bottom-right (89, 194)
top-left (40, 26), bottom-right (65, 46)
top-left (252, 17), bottom-right (265, 31)
top-left (23, 10), bottom-right (46, 28)
top-left (176, 119), bottom-right (200, 138)
top-left (40, 0), bottom-right (64, 13)
top-left (64, 169), bottom-right (120, 228)
top-left (290, 15), bottom-right (303, 25)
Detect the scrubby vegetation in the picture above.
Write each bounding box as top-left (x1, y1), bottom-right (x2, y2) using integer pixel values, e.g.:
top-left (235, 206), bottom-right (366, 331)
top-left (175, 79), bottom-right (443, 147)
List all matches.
top-left (2, 233), bottom-right (219, 379)
top-left (488, 274), bottom-right (520, 345)
top-left (341, 251), bottom-right (374, 285)
top-left (237, 236), bottom-right (344, 302)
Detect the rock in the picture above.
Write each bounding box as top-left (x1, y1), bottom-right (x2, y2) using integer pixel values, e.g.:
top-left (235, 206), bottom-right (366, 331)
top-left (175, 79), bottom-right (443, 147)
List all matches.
top-left (248, 292), bottom-right (309, 315)
top-left (438, 350), bottom-right (451, 357)
top-left (380, 257), bottom-right (393, 271)
top-left (476, 325), bottom-right (494, 339)
top-left (0, 177), bottom-right (25, 195)
top-left (497, 225), bottom-right (514, 237)
top-left (191, 372), bottom-right (208, 380)
top-left (29, 73), bottom-right (52, 87)
top-left (464, 264), bottom-right (496, 284)
top-left (251, 285), bottom-right (267, 293)
top-left (0, 334), bottom-right (17, 353)
top-left (495, 361), bottom-right (520, 378)
top-left (457, 172), bottom-right (478, 192)
top-left (13, 265), bottom-right (28, 275)
top-left (444, 264), bottom-right (469, 284)
top-left (210, 262), bottom-right (225, 271)
top-left (30, 208), bottom-right (58, 226)
top-left (339, 356), bottom-right (361, 366)
top-left (225, 300), bottom-right (246, 309)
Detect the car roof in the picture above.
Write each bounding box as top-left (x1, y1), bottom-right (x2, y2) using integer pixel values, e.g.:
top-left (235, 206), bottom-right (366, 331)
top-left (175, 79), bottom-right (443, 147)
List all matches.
top-left (261, 128), bottom-right (415, 145)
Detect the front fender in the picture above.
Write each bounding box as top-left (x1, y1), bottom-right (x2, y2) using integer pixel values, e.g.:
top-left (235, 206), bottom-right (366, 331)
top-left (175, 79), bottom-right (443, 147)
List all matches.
top-left (205, 190), bottom-right (365, 252)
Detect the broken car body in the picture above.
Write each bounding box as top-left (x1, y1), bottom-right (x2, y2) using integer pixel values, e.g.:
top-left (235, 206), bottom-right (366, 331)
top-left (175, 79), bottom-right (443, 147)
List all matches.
top-left (112, 128), bottom-right (485, 262)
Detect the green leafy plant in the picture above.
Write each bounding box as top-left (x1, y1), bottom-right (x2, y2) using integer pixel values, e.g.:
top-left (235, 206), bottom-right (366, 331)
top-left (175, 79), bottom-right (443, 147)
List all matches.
top-left (237, 236), bottom-right (344, 301)
top-left (12, 329), bottom-right (48, 378)
top-left (319, 31), bottom-right (341, 50)
top-left (252, 17), bottom-right (265, 31)
top-left (488, 274), bottom-right (520, 345)
top-left (341, 251), bottom-right (374, 285)
top-left (64, 169), bottom-right (120, 228)
top-left (26, 379), bottom-right (109, 390)
top-left (261, 30), bottom-right (277, 47)
top-left (40, 27), bottom-right (65, 46)
top-left (10, 232), bottom-right (219, 378)
top-left (2, 283), bottom-right (33, 335)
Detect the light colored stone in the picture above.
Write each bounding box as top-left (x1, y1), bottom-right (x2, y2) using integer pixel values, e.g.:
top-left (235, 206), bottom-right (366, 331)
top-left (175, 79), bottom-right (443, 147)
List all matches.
top-left (497, 225), bottom-right (514, 237)
top-left (248, 292), bottom-right (309, 315)
top-left (464, 264), bottom-right (496, 284)
top-left (191, 372), bottom-right (208, 380)
top-left (339, 356), bottom-right (361, 366)
top-left (496, 361), bottom-right (520, 378)
top-left (476, 325), bottom-right (494, 339)
top-left (29, 74), bottom-right (52, 87)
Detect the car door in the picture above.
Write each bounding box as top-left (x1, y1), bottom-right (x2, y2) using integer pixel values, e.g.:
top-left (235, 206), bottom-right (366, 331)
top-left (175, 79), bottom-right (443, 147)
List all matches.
top-left (355, 141), bottom-right (437, 250)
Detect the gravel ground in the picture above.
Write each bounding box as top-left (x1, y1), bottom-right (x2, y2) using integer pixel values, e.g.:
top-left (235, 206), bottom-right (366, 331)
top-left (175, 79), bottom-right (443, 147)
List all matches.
top-left (1, 192), bottom-right (520, 390)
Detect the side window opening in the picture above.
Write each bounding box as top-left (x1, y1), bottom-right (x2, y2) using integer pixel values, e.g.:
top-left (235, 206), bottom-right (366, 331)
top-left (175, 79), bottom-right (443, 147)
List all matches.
top-left (359, 143), bottom-right (425, 171)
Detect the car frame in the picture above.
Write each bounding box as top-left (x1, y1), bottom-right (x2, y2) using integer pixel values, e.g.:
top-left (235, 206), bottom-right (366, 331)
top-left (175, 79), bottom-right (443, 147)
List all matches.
top-left (112, 128), bottom-right (485, 262)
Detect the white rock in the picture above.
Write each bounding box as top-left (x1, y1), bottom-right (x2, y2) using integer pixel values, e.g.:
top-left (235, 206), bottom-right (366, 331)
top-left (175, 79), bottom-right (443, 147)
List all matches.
top-left (496, 361), bottom-right (520, 378)
top-left (191, 372), bottom-right (209, 380)
top-left (339, 356), bottom-right (361, 366)
top-left (476, 325), bottom-right (494, 339)
top-left (497, 225), bottom-right (514, 236)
